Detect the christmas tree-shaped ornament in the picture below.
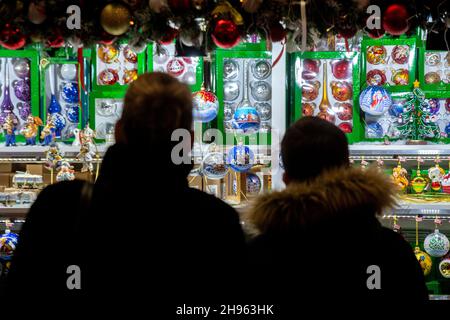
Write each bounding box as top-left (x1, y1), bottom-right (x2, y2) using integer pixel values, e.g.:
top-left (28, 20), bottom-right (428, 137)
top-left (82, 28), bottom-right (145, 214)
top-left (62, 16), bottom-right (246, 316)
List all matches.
top-left (397, 80), bottom-right (440, 143)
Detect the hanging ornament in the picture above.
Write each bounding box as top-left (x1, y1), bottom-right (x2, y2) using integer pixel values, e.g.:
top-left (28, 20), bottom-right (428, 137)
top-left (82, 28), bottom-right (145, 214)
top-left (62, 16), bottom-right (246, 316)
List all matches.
top-left (330, 81), bottom-right (352, 102)
top-left (123, 69), bottom-right (138, 84)
top-left (201, 150), bottom-right (229, 180)
top-left (13, 80), bottom-right (30, 102)
top-left (0, 231), bottom-right (19, 260)
top-left (440, 256), bottom-right (450, 278)
top-left (428, 164), bottom-right (445, 191)
top-left (338, 122), bottom-right (352, 133)
top-left (443, 173), bottom-right (450, 194)
top-left (28, 0), bottom-right (47, 24)
top-left (242, 0), bottom-right (263, 13)
top-left (336, 14), bottom-right (357, 41)
top-left (425, 53), bottom-right (441, 66)
top-left (212, 19), bottom-right (240, 49)
top-left (227, 143), bottom-right (255, 173)
top-left (391, 163), bottom-right (409, 191)
top-left (269, 21), bottom-right (287, 43)
top-left (191, 0), bottom-right (206, 11)
top-left (98, 68), bottom-right (119, 85)
top-left (359, 86), bottom-right (392, 116)
top-left (98, 45), bottom-right (119, 64)
top-left (366, 69), bottom-right (387, 86)
top-left (331, 60), bottom-right (351, 80)
top-left (366, 46), bottom-right (386, 65)
top-left (60, 82), bottom-right (79, 104)
top-left (392, 69), bottom-right (409, 85)
top-left (383, 4), bottom-right (409, 36)
top-left (424, 229), bottom-right (450, 257)
top-left (100, 3), bottom-right (132, 36)
top-left (391, 45), bottom-right (409, 64)
top-left (302, 103), bottom-right (315, 116)
top-left (123, 46), bottom-right (138, 64)
top-left (149, 0), bottom-right (169, 13)
top-left (192, 89), bottom-right (219, 123)
top-left (246, 173), bottom-right (261, 196)
top-left (59, 64), bottom-right (77, 81)
top-left (166, 58), bottom-right (185, 77)
top-left (412, 160), bottom-right (427, 194)
top-left (301, 81), bottom-right (320, 101)
top-left (66, 105), bottom-right (79, 123)
top-left (13, 59), bottom-right (30, 79)
top-left (301, 59), bottom-right (320, 80)
top-left (335, 102), bottom-right (353, 121)
top-left (0, 24), bottom-right (26, 50)
top-left (425, 72), bottom-right (441, 84)
top-left (415, 247), bottom-right (432, 276)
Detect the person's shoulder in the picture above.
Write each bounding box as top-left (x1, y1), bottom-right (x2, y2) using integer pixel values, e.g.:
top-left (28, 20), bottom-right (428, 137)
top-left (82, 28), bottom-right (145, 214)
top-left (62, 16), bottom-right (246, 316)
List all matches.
top-left (185, 187), bottom-right (239, 218)
top-left (32, 180), bottom-right (90, 209)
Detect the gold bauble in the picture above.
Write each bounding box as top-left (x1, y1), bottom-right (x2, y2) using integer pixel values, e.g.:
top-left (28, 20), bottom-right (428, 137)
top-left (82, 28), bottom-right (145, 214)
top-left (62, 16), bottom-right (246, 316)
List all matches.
top-left (100, 3), bottom-right (132, 36)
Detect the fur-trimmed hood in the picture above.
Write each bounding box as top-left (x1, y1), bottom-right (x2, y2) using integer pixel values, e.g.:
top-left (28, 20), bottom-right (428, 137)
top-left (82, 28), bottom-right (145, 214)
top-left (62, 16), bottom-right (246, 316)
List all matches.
top-left (247, 166), bottom-right (397, 235)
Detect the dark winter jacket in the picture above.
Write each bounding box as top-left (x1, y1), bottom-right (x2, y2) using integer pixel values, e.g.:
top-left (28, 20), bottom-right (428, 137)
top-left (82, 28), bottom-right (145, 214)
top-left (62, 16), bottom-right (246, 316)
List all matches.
top-left (246, 166), bottom-right (428, 313)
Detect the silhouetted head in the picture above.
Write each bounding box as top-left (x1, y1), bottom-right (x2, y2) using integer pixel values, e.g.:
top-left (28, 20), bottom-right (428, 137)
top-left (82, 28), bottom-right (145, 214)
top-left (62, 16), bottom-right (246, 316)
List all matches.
top-left (115, 72), bottom-right (192, 148)
top-left (281, 117), bottom-right (350, 184)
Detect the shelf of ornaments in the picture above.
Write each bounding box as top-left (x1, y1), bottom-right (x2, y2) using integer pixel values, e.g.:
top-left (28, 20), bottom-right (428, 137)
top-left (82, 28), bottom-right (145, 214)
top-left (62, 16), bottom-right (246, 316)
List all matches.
top-left (0, 143), bottom-right (110, 161)
top-left (349, 144), bottom-right (450, 157)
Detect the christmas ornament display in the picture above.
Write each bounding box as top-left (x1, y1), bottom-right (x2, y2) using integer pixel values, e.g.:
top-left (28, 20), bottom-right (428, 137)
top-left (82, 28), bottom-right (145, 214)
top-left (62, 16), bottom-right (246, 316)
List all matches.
top-left (359, 86), bottom-right (392, 116)
top-left (192, 89), bottom-right (219, 123)
top-left (391, 45), bottom-right (409, 64)
top-left (94, 99), bottom-right (123, 140)
top-left (415, 247), bottom-right (432, 276)
top-left (331, 60), bottom-right (351, 80)
top-left (201, 151), bottom-right (229, 180)
top-left (212, 19), bottom-right (240, 49)
top-left (0, 231), bottom-right (18, 260)
top-left (366, 69), bottom-right (386, 86)
top-left (383, 4), bottom-right (409, 36)
top-left (425, 72), bottom-right (441, 84)
top-left (100, 3), bottom-right (132, 36)
top-left (389, 100), bottom-right (405, 117)
top-left (246, 173), bottom-right (261, 195)
top-left (440, 256), bottom-right (450, 278)
top-left (59, 64), bottom-right (77, 81)
top-left (424, 229), bottom-right (450, 257)
top-left (96, 44), bottom-right (139, 86)
top-left (13, 59), bottom-right (30, 79)
top-left (224, 81), bottom-right (240, 101)
top-left (167, 58), bottom-right (185, 77)
top-left (366, 46), bottom-right (386, 65)
top-left (392, 164), bottom-right (408, 191)
top-left (227, 143), bottom-right (254, 172)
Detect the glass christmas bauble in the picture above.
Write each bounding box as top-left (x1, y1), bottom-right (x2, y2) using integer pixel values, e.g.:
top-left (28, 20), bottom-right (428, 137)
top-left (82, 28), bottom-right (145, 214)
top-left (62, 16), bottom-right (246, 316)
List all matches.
top-left (392, 69), bottom-right (409, 85)
top-left (331, 60), bottom-right (351, 79)
top-left (227, 144), bottom-right (254, 173)
top-left (98, 68), bottom-right (119, 85)
top-left (391, 45), bottom-right (409, 64)
top-left (302, 59), bottom-right (320, 80)
top-left (439, 256), bottom-right (450, 278)
top-left (223, 60), bottom-right (239, 79)
top-left (59, 64), bottom-right (77, 80)
top-left (223, 81), bottom-right (240, 101)
top-left (13, 58), bottom-right (30, 79)
top-left (246, 173), bottom-right (261, 195)
top-left (252, 60), bottom-right (271, 80)
top-left (366, 121), bottom-right (384, 138)
top-left (425, 72), bottom-right (441, 84)
top-left (335, 102), bottom-right (353, 121)
top-left (123, 45), bottom-right (137, 64)
top-left (201, 152), bottom-right (229, 180)
top-left (66, 105), bottom-right (79, 123)
top-left (166, 58), bottom-right (185, 77)
top-left (192, 90), bottom-right (219, 123)
top-left (13, 79), bottom-right (31, 102)
top-left (60, 82), bottom-right (79, 103)
top-left (366, 46), bottom-right (387, 65)
top-left (359, 86), bottom-right (392, 116)
top-left (331, 81), bottom-right (352, 102)
top-left (255, 102), bottom-right (271, 121)
top-left (338, 122), bottom-right (352, 133)
top-left (97, 44), bottom-right (119, 63)
top-left (366, 69), bottom-right (386, 86)
top-left (250, 81), bottom-right (271, 101)
top-left (301, 81), bottom-right (320, 101)
top-left (424, 229), bottom-right (450, 257)
top-left (0, 232), bottom-right (18, 260)
top-left (123, 69), bottom-right (138, 84)
top-left (17, 102), bottom-right (31, 121)
top-left (232, 106), bottom-right (260, 133)
top-left (302, 103), bottom-right (315, 116)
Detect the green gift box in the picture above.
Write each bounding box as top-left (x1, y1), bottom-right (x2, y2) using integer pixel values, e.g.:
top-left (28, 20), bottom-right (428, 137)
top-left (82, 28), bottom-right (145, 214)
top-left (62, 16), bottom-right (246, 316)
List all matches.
top-left (418, 49), bottom-right (450, 92)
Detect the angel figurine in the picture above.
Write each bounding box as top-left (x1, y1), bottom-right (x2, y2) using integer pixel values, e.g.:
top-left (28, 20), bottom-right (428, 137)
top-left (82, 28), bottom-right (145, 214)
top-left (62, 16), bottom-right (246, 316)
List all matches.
top-left (77, 142), bottom-right (96, 173)
top-left (41, 117), bottom-right (56, 146)
top-left (56, 161), bottom-right (75, 182)
top-left (21, 116), bottom-right (43, 146)
top-left (3, 114), bottom-right (18, 147)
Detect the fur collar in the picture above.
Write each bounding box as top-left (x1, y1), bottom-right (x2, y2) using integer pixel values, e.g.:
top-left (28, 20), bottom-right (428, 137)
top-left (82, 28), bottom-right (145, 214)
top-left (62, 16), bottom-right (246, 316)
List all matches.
top-left (246, 167), bottom-right (397, 235)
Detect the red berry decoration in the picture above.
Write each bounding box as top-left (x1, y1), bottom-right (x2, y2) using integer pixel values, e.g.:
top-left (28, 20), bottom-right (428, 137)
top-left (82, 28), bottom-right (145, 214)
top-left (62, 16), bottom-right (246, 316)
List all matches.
top-left (366, 69), bottom-right (387, 86)
top-left (383, 4), bottom-right (409, 36)
top-left (212, 19), bottom-right (241, 49)
top-left (331, 60), bottom-right (351, 80)
top-left (0, 24), bottom-right (26, 50)
top-left (338, 122), bottom-right (352, 133)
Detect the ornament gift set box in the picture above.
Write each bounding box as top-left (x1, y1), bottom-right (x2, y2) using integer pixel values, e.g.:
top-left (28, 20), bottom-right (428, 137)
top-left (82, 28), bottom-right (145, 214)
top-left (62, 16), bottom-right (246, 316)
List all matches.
top-left (0, 50), bottom-right (39, 144)
top-left (89, 91), bottom-right (124, 143)
top-left (418, 50), bottom-right (450, 91)
top-left (215, 44), bottom-right (273, 146)
top-left (40, 59), bottom-right (82, 142)
top-left (289, 51), bottom-right (361, 143)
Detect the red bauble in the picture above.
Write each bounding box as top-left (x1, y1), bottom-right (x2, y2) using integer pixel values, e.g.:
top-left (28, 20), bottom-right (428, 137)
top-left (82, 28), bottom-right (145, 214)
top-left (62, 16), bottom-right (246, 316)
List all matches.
top-left (331, 60), bottom-right (351, 79)
top-left (338, 122), bottom-right (352, 133)
top-left (0, 24), bottom-right (26, 50)
top-left (269, 22), bottom-right (286, 42)
top-left (383, 4), bottom-right (409, 36)
top-left (160, 27), bottom-right (178, 45)
top-left (212, 19), bottom-right (240, 49)
top-left (46, 30), bottom-right (65, 48)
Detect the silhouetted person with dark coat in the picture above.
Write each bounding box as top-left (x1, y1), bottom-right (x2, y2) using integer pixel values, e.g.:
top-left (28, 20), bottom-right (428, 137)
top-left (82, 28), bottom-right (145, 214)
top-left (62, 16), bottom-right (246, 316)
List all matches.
top-left (4, 73), bottom-right (246, 314)
top-left (246, 117), bottom-right (428, 315)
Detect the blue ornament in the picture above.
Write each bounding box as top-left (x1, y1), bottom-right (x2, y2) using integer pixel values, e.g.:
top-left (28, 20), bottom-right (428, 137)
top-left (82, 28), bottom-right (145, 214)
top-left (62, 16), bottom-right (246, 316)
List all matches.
top-left (192, 90), bottom-right (219, 123)
top-left (227, 144), bottom-right (254, 172)
top-left (48, 95), bottom-right (62, 114)
top-left (389, 101), bottom-right (405, 117)
top-left (359, 86), bottom-right (392, 116)
top-left (50, 113), bottom-right (66, 138)
top-left (366, 122), bottom-right (384, 138)
top-left (61, 82), bottom-right (79, 104)
top-left (0, 232), bottom-right (19, 261)
top-left (66, 105), bottom-right (79, 123)
top-left (232, 106), bottom-right (260, 133)
top-left (246, 173), bottom-right (261, 195)
top-left (445, 123), bottom-right (450, 136)
top-left (426, 98), bottom-right (440, 115)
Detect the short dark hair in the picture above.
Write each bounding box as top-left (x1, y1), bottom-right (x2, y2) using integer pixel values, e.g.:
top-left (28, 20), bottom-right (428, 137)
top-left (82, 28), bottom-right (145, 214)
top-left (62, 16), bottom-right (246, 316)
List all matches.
top-left (119, 72), bottom-right (192, 146)
top-left (281, 117), bottom-right (350, 182)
